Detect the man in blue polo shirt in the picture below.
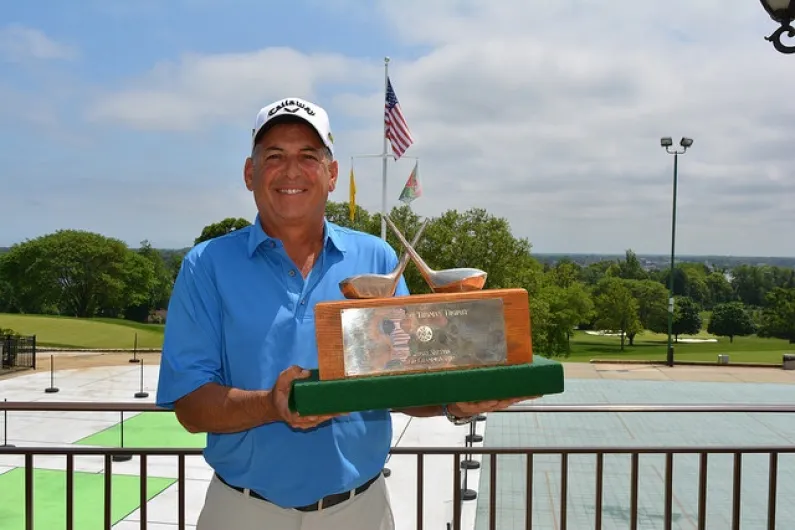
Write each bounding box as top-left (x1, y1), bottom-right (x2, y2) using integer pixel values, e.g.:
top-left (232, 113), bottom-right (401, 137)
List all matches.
top-left (156, 97), bottom-right (526, 529)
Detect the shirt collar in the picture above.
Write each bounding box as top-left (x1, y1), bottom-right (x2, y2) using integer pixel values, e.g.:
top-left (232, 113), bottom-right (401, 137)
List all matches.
top-left (247, 214), bottom-right (347, 257)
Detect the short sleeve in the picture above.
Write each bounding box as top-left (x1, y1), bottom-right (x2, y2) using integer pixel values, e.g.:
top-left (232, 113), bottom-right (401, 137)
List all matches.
top-left (155, 249), bottom-right (224, 409)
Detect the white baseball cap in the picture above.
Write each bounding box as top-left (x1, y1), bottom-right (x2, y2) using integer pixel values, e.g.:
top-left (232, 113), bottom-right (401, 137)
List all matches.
top-left (251, 97), bottom-right (334, 157)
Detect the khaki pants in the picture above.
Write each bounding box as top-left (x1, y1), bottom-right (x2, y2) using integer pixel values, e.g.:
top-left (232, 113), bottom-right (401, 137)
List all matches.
top-left (196, 473), bottom-right (395, 530)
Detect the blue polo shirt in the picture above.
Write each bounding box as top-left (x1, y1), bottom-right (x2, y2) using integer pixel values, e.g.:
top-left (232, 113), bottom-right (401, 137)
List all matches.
top-left (156, 216), bottom-right (409, 508)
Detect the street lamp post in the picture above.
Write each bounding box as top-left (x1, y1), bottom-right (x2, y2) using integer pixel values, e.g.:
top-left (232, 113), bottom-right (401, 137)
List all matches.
top-left (759, 0), bottom-right (795, 53)
top-left (660, 136), bottom-right (693, 367)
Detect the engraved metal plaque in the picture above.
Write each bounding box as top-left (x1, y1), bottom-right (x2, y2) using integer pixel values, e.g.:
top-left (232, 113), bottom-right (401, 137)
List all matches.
top-left (340, 298), bottom-right (508, 377)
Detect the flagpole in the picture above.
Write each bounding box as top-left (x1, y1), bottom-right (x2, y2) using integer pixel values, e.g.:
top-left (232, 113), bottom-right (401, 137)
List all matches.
top-left (380, 56), bottom-right (390, 240)
top-left (349, 57), bottom-right (416, 235)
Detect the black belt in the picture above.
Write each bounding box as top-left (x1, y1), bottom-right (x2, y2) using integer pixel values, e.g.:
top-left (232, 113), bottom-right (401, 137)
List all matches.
top-left (215, 472), bottom-right (380, 512)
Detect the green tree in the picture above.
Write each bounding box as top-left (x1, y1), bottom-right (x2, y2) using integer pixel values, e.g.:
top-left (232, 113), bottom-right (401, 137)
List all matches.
top-left (580, 261), bottom-right (613, 286)
top-left (325, 201), bottom-right (377, 233)
top-left (324, 203), bottom-right (545, 307)
top-left (625, 279), bottom-right (668, 345)
top-left (757, 287), bottom-right (795, 343)
top-left (657, 263), bottom-right (710, 308)
top-left (593, 277), bottom-right (641, 350)
top-left (542, 281), bottom-right (594, 354)
top-left (672, 296), bottom-right (702, 340)
top-left (705, 271), bottom-right (735, 309)
top-left (0, 255), bottom-right (18, 313)
top-left (728, 264), bottom-right (792, 307)
top-left (615, 250), bottom-right (648, 281)
top-left (124, 240), bottom-right (175, 322)
top-left (0, 230), bottom-right (152, 317)
top-left (195, 217), bottom-right (251, 245)
top-left (658, 266), bottom-right (687, 297)
top-left (707, 302), bottom-right (756, 343)
top-left (550, 259), bottom-right (582, 289)
top-left (418, 208), bottom-right (534, 291)
top-left (104, 251), bottom-right (156, 318)
top-left (162, 249), bottom-right (189, 282)
top-left (505, 256), bottom-right (547, 348)
top-left (527, 291), bottom-right (553, 355)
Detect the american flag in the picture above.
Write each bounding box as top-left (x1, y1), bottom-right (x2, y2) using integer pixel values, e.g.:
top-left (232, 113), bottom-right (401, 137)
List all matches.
top-left (384, 77), bottom-right (414, 159)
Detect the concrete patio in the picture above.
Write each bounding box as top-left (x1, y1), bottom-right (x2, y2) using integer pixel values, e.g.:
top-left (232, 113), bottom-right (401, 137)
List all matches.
top-left (0, 358), bottom-right (793, 529)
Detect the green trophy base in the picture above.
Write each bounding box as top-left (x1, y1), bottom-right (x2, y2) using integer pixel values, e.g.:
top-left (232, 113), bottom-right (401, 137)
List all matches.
top-left (288, 355), bottom-right (564, 415)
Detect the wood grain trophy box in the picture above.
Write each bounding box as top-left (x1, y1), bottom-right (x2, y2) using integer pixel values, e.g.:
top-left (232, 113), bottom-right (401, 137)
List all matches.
top-left (288, 287), bottom-right (565, 416)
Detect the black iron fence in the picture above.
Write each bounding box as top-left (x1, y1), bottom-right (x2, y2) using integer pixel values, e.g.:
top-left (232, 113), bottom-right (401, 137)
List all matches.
top-left (0, 334), bottom-right (36, 371)
top-left (0, 402), bottom-right (794, 530)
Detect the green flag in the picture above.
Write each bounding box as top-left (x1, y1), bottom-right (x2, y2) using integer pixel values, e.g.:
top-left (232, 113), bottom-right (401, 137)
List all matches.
top-left (398, 161), bottom-right (421, 204)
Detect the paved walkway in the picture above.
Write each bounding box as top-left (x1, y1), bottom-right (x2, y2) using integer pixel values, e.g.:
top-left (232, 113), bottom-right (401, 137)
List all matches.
top-left (2, 357), bottom-right (794, 530)
top-left (563, 361), bottom-right (795, 384)
top-left (0, 363), bottom-right (483, 530)
top-left (473, 362), bottom-right (795, 530)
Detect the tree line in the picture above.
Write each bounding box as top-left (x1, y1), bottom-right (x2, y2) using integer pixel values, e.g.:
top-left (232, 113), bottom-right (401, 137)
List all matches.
top-left (0, 201), bottom-right (793, 355)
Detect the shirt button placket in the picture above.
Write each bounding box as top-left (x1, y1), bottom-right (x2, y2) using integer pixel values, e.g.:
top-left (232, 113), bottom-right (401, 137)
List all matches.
top-left (286, 268), bottom-right (306, 316)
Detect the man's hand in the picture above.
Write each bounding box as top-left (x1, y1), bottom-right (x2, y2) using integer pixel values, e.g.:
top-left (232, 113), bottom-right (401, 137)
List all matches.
top-left (447, 396), bottom-right (538, 418)
top-left (267, 365), bottom-right (340, 430)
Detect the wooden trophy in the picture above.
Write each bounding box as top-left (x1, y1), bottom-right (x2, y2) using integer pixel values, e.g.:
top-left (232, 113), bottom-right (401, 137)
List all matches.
top-left (289, 215), bottom-right (562, 416)
top-left (313, 215), bottom-right (533, 381)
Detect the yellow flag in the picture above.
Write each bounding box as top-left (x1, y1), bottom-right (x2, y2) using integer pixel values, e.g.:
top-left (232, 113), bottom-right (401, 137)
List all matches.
top-left (349, 168), bottom-right (356, 222)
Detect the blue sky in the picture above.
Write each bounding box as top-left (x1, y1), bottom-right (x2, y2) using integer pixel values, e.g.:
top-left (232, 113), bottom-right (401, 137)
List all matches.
top-left (1, 1), bottom-right (794, 256)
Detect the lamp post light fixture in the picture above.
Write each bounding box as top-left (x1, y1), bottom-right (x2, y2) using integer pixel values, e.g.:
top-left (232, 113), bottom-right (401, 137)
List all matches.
top-left (660, 136), bottom-right (693, 368)
top-left (760, 0), bottom-right (795, 54)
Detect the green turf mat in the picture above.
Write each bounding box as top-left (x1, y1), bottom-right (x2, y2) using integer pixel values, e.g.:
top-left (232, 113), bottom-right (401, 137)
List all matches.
top-left (0, 467), bottom-right (175, 530)
top-left (290, 355), bottom-right (564, 415)
top-left (75, 411), bottom-right (206, 448)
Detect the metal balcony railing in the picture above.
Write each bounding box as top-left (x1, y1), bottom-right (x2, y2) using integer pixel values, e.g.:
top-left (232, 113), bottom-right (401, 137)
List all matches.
top-left (1, 402), bottom-right (794, 530)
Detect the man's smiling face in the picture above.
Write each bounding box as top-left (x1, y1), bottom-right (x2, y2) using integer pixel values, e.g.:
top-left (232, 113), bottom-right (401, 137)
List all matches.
top-left (244, 119), bottom-right (338, 231)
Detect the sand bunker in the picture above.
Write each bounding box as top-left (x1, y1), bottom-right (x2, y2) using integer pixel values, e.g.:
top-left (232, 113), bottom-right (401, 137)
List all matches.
top-left (584, 330), bottom-right (718, 343)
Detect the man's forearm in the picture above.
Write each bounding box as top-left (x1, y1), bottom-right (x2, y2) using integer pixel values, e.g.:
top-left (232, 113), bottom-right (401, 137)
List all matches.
top-left (394, 405), bottom-right (445, 418)
top-left (174, 382), bottom-right (277, 434)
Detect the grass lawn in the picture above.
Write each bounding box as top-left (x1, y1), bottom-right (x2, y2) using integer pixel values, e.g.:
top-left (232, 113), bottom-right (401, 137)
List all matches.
top-left (1, 312), bottom-right (791, 364)
top-left (566, 330), bottom-right (793, 364)
top-left (0, 313), bottom-right (164, 349)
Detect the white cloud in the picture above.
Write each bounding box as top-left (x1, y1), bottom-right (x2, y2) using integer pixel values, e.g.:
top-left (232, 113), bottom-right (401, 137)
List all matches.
top-left (0, 25), bottom-right (77, 62)
top-left (87, 48), bottom-right (377, 131)
top-left (329, 0), bottom-right (795, 256)
top-left (79, 1), bottom-right (795, 255)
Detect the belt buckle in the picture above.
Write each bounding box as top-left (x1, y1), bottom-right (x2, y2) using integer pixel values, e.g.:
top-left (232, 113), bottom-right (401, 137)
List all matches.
top-left (318, 490), bottom-right (354, 511)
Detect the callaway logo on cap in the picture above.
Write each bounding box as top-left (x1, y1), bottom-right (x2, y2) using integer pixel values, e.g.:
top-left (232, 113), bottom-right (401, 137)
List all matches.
top-left (251, 97), bottom-right (334, 156)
